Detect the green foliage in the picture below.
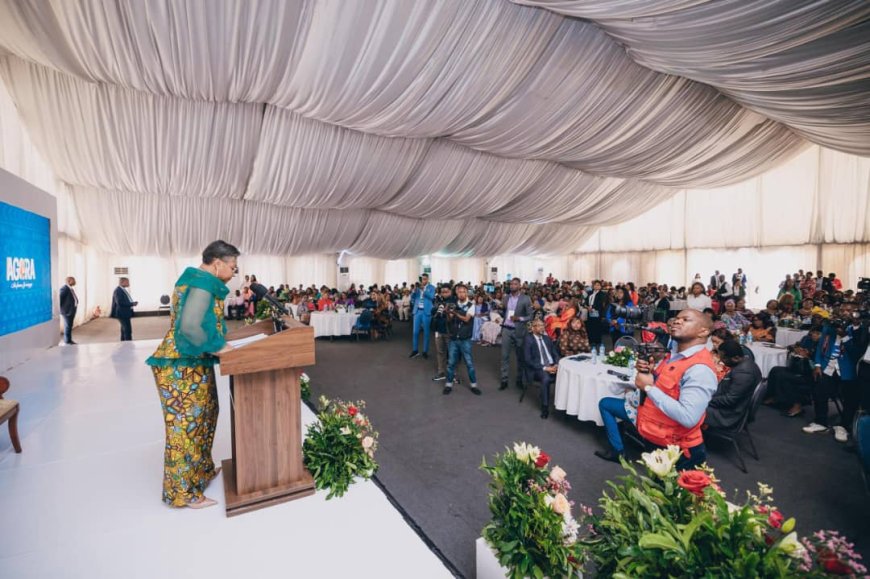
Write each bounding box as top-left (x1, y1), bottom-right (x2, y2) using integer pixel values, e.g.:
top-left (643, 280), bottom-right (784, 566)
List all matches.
top-left (481, 444), bottom-right (586, 578)
top-left (604, 349), bottom-right (632, 367)
top-left (584, 457), bottom-right (801, 578)
top-left (254, 299), bottom-right (271, 320)
top-left (302, 396), bottom-right (378, 499)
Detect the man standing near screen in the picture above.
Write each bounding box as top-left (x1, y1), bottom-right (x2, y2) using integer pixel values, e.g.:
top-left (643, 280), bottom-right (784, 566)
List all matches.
top-left (111, 277), bottom-right (138, 341)
top-left (59, 276), bottom-right (78, 345)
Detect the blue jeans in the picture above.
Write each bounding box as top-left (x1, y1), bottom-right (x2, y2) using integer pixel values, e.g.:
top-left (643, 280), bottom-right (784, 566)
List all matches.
top-left (412, 313), bottom-right (432, 353)
top-left (599, 397), bottom-right (629, 453)
top-left (447, 338), bottom-right (477, 385)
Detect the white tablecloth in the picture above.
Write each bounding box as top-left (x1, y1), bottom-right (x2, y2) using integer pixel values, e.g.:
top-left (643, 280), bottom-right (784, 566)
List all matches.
top-left (554, 358), bottom-right (633, 426)
top-left (747, 343), bottom-right (788, 379)
top-left (775, 328), bottom-right (808, 348)
top-left (670, 299), bottom-right (688, 311)
top-left (309, 311), bottom-right (359, 338)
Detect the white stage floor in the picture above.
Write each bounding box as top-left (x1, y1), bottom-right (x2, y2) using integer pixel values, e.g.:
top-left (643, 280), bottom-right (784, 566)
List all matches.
top-left (0, 341), bottom-right (453, 579)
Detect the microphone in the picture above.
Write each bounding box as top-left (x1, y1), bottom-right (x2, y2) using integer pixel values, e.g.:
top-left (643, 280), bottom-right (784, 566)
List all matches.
top-left (250, 283), bottom-right (287, 315)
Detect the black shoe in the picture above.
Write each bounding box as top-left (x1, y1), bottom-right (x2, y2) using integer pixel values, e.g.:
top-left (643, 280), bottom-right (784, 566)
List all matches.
top-left (443, 386), bottom-right (452, 395)
top-left (499, 381), bottom-right (508, 391)
top-left (432, 374), bottom-right (446, 381)
top-left (409, 351), bottom-right (419, 358)
top-left (470, 385), bottom-right (482, 396)
top-left (540, 407), bottom-right (549, 419)
top-left (66, 341), bottom-right (77, 345)
top-left (455, 376), bottom-right (461, 385)
top-left (422, 352), bottom-right (429, 359)
top-left (594, 449), bottom-right (623, 463)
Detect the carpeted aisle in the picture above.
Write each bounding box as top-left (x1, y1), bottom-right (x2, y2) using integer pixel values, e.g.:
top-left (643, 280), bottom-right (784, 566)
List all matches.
top-left (307, 321), bottom-right (869, 578)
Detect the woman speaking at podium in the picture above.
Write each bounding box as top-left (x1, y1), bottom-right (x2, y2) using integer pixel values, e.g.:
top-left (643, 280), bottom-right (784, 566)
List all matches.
top-left (146, 240), bottom-right (240, 509)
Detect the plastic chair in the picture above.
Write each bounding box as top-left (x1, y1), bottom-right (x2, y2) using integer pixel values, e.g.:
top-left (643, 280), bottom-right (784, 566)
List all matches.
top-left (614, 336), bottom-right (640, 352)
top-left (704, 380), bottom-right (767, 473)
top-left (351, 309), bottom-right (374, 341)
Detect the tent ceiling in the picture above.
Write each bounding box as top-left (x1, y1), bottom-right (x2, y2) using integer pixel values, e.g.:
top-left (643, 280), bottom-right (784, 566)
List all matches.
top-left (0, 0), bottom-right (867, 258)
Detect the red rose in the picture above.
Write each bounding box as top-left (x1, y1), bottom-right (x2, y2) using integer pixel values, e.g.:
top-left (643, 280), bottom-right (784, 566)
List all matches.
top-left (767, 510), bottom-right (784, 529)
top-left (756, 505), bottom-right (770, 515)
top-left (348, 406), bottom-right (358, 417)
top-left (822, 557), bottom-right (853, 575)
top-left (677, 470), bottom-right (712, 497)
top-left (534, 451), bottom-right (550, 468)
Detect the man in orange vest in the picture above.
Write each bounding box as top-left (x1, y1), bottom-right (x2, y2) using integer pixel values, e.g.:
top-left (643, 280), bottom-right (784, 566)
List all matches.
top-left (633, 309), bottom-right (718, 470)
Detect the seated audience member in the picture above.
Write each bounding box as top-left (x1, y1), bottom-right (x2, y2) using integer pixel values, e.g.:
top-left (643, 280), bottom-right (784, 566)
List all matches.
top-left (704, 340), bottom-right (762, 430)
top-left (764, 327), bottom-right (822, 416)
top-left (472, 295), bottom-right (489, 342)
top-left (749, 316), bottom-right (775, 343)
top-left (778, 278), bottom-right (802, 304)
top-left (479, 310), bottom-right (503, 346)
top-left (558, 316), bottom-right (591, 357)
top-left (287, 293), bottom-right (309, 324)
top-left (596, 309), bottom-right (716, 470)
top-left (757, 299), bottom-right (781, 327)
top-left (242, 286), bottom-right (255, 318)
top-left (398, 289), bottom-right (411, 321)
top-left (686, 282), bottom-right (712, 311)
top-left (317, 292), bottom-right (335, 311)
top-left (606, 287), bottom-right (635, 341)
top-left (226, 290), bottom-right (245, 320)
top-left (524, 319), bottom-right (561, 419)
top-left (720, 299), bottom-right (750, 332)
top-left (546, 297), bottom-right (577, 339)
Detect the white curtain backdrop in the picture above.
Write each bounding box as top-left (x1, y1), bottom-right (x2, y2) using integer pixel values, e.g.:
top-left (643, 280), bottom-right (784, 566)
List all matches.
top-left (6, 0), bottom-right (868, 258)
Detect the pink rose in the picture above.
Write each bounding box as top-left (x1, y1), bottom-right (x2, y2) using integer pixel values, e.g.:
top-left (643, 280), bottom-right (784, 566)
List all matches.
top-left (362, 436), bottom-right (374, 450)
top-left (551, 493), bottom-right (570, 515)
top-left (549, 466), bottom-right (567, 483)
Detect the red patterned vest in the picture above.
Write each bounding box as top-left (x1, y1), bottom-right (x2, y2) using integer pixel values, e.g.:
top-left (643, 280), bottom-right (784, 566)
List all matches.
top-left (637, 347), bottom-right (716, 454)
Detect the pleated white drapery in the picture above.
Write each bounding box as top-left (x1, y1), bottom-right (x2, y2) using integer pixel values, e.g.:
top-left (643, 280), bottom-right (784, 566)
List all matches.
top-left (2, 0), bottom-right (866, 260)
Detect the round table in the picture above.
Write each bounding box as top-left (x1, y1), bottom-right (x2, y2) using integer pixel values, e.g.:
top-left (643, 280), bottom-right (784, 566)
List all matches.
top-left (309, 311), bottom-right (359, 338)
top-left (554, 358), bottom-right (634, 426)
top-left (747, 343), bottom-right (788, 379)
top-left (775, 328), bottom-right (808, 348)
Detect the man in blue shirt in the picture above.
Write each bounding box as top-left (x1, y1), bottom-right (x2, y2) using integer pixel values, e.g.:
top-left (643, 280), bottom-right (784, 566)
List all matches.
top-left (410, 273), bottom-right (436, 359)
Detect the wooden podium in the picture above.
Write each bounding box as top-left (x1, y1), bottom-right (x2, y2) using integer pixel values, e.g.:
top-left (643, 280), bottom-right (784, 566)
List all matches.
top-left (218, 316), bottom-right (316, 517)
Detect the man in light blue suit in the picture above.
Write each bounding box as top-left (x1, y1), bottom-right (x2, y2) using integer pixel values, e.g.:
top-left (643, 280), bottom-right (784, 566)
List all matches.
top-left (410, 273), bottom-right (436, 359)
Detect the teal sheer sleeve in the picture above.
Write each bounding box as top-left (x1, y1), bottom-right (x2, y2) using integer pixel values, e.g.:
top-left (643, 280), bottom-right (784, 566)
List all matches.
top-left (175, 287), bottom-right (226, 356)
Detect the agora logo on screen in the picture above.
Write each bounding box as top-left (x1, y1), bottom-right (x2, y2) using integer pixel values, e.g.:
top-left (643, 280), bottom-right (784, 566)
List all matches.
top-left (6, 256), bottom-right (37, 281)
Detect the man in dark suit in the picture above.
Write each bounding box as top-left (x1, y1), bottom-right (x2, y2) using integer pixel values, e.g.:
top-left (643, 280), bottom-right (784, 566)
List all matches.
top-left (586, 280), bottom-right (608, 348)
top-left (110, 277), bottom-right (138, 341)
top-left (524, 319), bottom-right (561, 419)
top-left (705, 340), bottom-right (762, 431)
top-left (59, 276), bottom-right (78, 345)
top-left (499, 278), bottom-right (533, 391)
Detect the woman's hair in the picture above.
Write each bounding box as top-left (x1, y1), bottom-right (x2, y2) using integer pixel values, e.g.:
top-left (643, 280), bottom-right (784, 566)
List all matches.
top-left (711, 327), bottom-right (735, 342)
top-left (202, 240), bottom-right (240, 264)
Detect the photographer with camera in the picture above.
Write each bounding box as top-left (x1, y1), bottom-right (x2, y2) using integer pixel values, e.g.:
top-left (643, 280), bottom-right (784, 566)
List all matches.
top-left (431, 284), bottom-right (457, 382)
top-left (443, 284), bottom-right (480, 396)
top-left (606, 286), bottom-right (636, 342)
top-left (802, 305), bottom-right (868, 442)
top-left (633, 309), bottom-right (718, 470)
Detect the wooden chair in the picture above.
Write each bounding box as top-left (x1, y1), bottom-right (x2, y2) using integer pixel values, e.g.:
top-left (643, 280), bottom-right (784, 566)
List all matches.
top-left (0, 377), bottom-right (22, 453)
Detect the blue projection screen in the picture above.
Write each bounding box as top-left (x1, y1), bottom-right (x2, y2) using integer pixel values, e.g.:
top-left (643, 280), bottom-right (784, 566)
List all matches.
top-left (0, 201), bottom-right (52, 337)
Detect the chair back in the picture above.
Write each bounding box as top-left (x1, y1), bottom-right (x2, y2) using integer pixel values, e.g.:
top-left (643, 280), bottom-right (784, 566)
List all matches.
top-left (740, 379), bottom-right (767, 431)
top-left (614, 336), bottom-right (639, 352)
top-left (0, 376), bottom-right (8, 399)
top-left (355, 309), bottom-right (373, 329)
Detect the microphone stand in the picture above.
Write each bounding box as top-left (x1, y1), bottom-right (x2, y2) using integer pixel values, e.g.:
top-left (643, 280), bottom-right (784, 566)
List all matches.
top-left (270, 305), bottom-right (287, 333)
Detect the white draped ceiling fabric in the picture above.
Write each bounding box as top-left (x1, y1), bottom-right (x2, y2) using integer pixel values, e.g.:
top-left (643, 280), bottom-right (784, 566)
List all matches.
top-left (1, 0), bottom-right (868, 262)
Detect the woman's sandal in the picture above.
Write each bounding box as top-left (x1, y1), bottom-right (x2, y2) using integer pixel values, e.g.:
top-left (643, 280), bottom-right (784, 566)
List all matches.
top-left (186, 496), bottom-right (218, 509)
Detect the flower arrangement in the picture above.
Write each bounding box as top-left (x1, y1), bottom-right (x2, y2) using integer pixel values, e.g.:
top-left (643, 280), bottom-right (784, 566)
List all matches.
top-left (299, 372), bottom-right (311, 401)
top-left (481, 442), bottom-right (588, 579)
top-left (580, 446), bottom-right (865, 578)
top-left (604, 346), bottom-right (632, 367)
top-left (302, 396), bottom-right (378, 499)
top-left (800, 531), bottom-right (867, 576)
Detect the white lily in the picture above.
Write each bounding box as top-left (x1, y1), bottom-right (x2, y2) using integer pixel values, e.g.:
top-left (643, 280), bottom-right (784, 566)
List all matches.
top-left (777, 532), bottom-right (806, 559)
top-left (641, 445), bottom-right (681, 478)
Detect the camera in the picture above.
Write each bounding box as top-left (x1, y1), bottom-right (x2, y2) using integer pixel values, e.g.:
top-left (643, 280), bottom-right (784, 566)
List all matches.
top-left (612, 304), bottom-right (646, 320)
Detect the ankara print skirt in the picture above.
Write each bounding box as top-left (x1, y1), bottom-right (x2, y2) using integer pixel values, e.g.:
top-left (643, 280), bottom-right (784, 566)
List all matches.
top-left (151, 364), bottom-right (220, 507)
